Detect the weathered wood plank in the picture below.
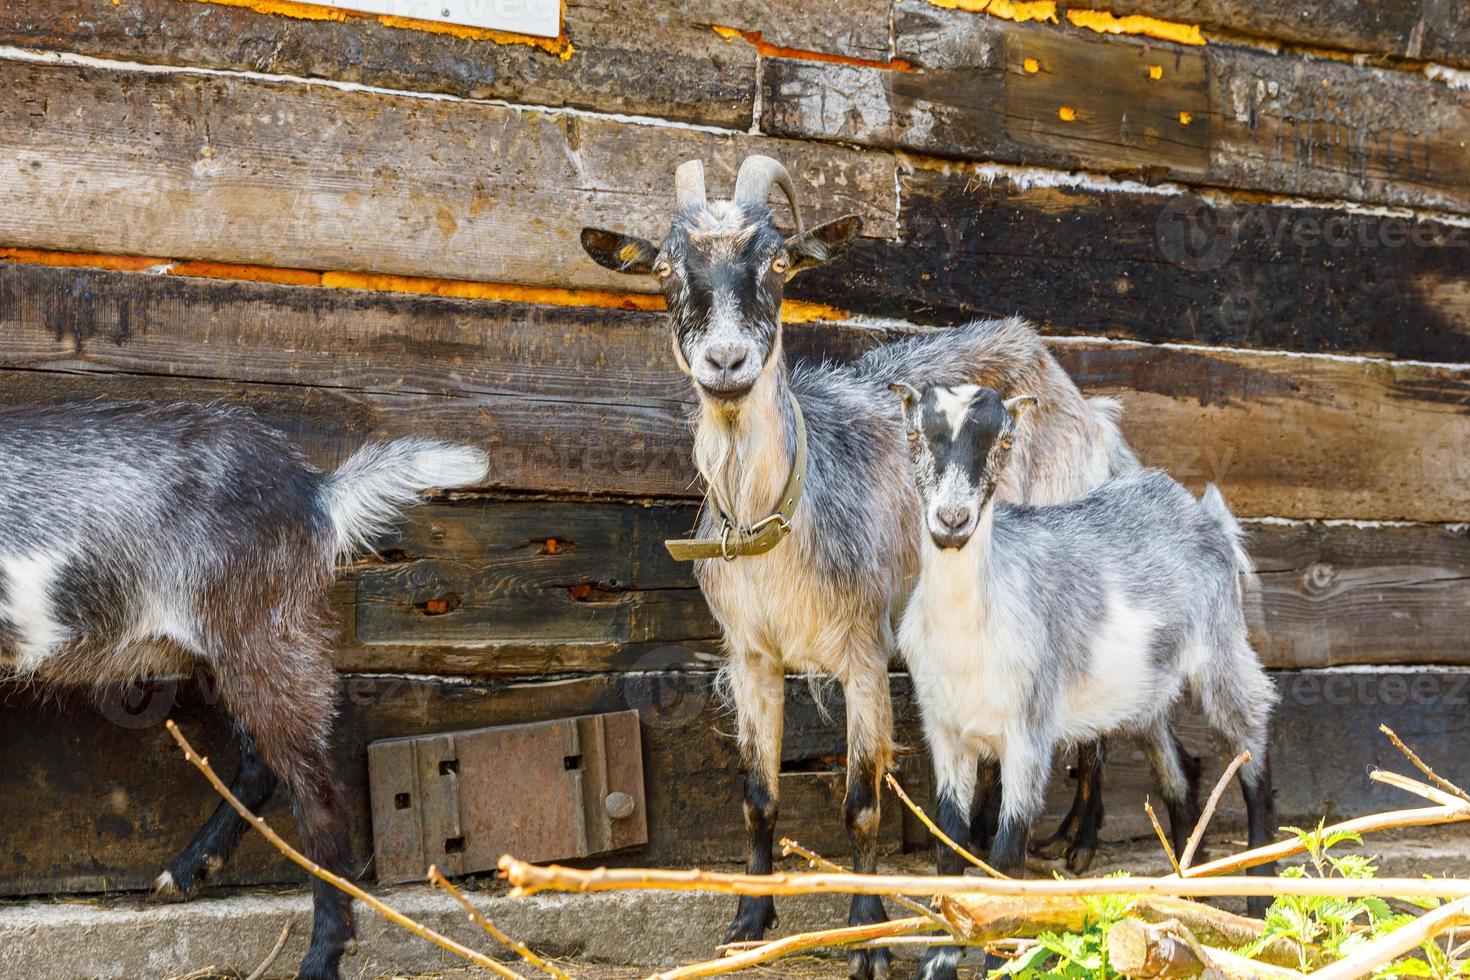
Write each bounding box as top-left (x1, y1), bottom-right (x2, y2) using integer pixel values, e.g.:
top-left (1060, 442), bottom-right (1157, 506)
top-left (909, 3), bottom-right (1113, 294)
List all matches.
top-left (1064, 0), bottom-right (1470, 70)
top-left (762, 8), bottom-right (1470, 214)
top-left (0, 673), bottom-right (926, 894)
top-left (0, 59), bottom-right (895, 291)
top-left (3, 261), bottom-right (1470, 521)
top-left (334, 503), bottom-right (1470, 676)
top-left (0, 0), bottom-right (895, 131)
top-left (3, 669), bottom-right (1463, 892)
top-left (791, 170), bottom-right (1470, 364)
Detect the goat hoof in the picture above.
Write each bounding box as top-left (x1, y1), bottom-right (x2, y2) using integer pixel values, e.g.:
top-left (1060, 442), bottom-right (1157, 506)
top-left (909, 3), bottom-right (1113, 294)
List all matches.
top-left (916, 947), bottom-right (959, 980)
top-left (849, 945), bottom-right (891, 980)
top-left (1030, 834), bottom-right (1069, 860)
top-left (723, 896), bottom-right (778, 944)
top-left (1065, 843), bottom-right (1097, 874)
top-left (151, 869), bottom-right (195, 903)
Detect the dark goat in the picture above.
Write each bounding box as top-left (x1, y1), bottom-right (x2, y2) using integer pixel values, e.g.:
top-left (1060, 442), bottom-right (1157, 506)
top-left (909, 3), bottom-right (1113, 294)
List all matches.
top-left (0, 401), bottom-right (488, 980)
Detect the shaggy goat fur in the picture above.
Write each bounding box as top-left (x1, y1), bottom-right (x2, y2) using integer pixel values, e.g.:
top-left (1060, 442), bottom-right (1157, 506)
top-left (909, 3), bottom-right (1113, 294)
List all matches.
top-left (0, 401), bottom-right (488, 980)
top-left (583, 157), bottom-right (1162, 980)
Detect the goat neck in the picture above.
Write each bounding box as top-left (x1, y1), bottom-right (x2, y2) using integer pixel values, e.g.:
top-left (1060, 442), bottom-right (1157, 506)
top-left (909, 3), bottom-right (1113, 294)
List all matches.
top-left (692, 345), bottom-right (796, 527)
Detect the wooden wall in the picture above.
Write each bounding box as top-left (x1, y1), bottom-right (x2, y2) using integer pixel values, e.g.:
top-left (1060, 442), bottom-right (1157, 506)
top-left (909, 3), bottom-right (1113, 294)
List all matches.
top-left (1, 0), bottom-right (1469, 893)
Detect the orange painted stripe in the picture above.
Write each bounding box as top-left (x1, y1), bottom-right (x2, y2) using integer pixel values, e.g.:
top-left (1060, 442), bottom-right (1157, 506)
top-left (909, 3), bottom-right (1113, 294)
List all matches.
top-left (0, 247), bottom-right (854, 322)
top-left (713, 26), bottom-right (914, 72)
top-left (180, 0), bottom-right (574, 59)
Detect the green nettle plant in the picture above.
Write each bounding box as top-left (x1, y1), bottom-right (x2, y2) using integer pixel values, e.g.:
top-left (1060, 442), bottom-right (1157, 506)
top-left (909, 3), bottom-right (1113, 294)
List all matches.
top-left (995, 875), bottom-right (1138, 979)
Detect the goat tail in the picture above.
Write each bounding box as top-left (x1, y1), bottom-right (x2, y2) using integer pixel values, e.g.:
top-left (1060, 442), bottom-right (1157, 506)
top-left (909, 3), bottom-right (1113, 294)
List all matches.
top-left (1200, 484), bottom-right (1256, 596)
top-left (323, 439), bottom-right (489, 557)
top-left (1086, 395), bottom-right (1141, 476)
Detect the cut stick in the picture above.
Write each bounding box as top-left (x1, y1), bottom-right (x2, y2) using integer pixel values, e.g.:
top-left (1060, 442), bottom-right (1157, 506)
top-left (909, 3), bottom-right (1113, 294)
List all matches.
top-left (164, 721), bottom-right (523, 980)
top-left (1179, 750), bottom-right (1250, 871)
top-left (1144, 797), bottom-right (1183, 876)
top-left (1183, 802), bottom-right (1470, 879)
top-left (647, 916), bottom-right (931, 980)
top-left (883, 773), bottom-right (1008, 880)
top-left (428, 866), bottom-right (568, 980)
top-left (499, 858), bottom-right (1470, 901)
top-left (1380, 725), bottom-right (1470, 807)
top-left (1307, 895), bottom-right (1470, 980)
top-left (1107, 918), bottom-right (1210, 978)
top-left (778, 837), bottom-right (949, 931)
top-left (1370, 769), bottom-right (1470, 812)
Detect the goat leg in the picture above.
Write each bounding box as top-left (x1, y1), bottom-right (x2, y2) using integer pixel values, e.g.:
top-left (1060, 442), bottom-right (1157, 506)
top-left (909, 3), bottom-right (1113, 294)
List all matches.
top-left (723, 651), bottom-right (783, 945)
top-left (843, 669), bottom-right (893, 980)
top-left (916, 727), bottom-right (978, 980)
top-left (156, 724), bottom-right (278, 901)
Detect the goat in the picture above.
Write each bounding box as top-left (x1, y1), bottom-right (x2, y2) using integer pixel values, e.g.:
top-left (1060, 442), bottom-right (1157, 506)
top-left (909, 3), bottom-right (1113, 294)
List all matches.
top-left (892, 383), bottom-right (1279, 980)
top-left (0, 401), bottom-right (488, 980)
top-left (581, 155), bottom-right (1165, 978)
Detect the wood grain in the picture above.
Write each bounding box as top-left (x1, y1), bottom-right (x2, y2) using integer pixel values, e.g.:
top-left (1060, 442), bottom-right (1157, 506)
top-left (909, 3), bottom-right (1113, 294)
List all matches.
top-left (4, 261), bottom-right (1470, 521)
top-left (1063, 0), bottom-right (1470, 70)
top-left (0, 59), bottom-right (895, 291)
top-left (3, 669), bottom-right (1465, 892)
top-left (762, 7), bottom-right (1470, 214)
top-left (0, 0), bottom-right (891, 130)
top-left (792, 170), bottom-right (1470, 364)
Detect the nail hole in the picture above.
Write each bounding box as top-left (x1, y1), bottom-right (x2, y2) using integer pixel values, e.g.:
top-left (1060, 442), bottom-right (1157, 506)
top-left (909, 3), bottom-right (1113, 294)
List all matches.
top-left (444, 837), bottom-right (465, 854)
top-left (440, 759), bottom-right (459, 776)
top-left (564, 755), bottom-right (583, 771)
top-left (394, 793), bottom-right (412, 810)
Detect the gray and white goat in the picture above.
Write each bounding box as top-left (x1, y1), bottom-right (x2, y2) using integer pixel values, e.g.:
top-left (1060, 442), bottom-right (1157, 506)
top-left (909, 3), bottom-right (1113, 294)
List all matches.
top-left (582, 155), bottom-right (1155, 978)
top-left (893, 383), bottom-right (1278, 980)
top-left (0, 401), bottom-right (488, 980)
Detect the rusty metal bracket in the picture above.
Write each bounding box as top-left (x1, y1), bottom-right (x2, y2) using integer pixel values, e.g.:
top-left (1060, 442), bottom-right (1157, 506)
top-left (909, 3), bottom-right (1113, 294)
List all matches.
top-left (368, 710), bottom-right (647, 884)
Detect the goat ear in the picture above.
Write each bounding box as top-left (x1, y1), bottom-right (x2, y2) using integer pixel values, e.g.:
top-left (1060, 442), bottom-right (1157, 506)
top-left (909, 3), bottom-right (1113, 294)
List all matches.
top-left (1004, 395), bottom-right (1038, 421)
top-left (889, 382), bottom-right (920, 416)
top-left (581, 227), bottom-right (660, 275)
top-left (785, 214), bottom-right (862, 276)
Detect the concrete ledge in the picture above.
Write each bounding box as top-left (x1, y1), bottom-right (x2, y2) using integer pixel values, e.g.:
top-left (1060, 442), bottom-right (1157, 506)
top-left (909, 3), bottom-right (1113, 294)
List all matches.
top-left (0, 885), bottom-right (850, 979)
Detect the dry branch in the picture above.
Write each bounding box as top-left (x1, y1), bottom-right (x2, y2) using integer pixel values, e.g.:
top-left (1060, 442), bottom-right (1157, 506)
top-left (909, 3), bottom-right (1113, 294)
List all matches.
top-left (883, 773), bottom-right (1008, 879)
top-left (428, 866), bottom-right (569, 980)
top-left (1180, 751), bottom-right (1250, 871)
top-left (498, 858), bottom-right (1470, 901)
top-left (778, 837), bottom-right (948, 930)
top-left (647, 916), bottom-right (931, 980)
top-left (1145, 798), bottom-right (1183, 876)
top-left (244, 920), bottom-right (293, 980)
top-left (1307, 895), bottom-right (1470, 980)
top-left (939, 893), bottom-right (1305, 968)
top-left (1370, 769), bottom-right (1470, 812)
top-left (1380, 725), bottom-right (1470, 808)
top-left (164, 721), bottom-right (525, 980)
top-left (1108, 918), bottom-right (1211, 978)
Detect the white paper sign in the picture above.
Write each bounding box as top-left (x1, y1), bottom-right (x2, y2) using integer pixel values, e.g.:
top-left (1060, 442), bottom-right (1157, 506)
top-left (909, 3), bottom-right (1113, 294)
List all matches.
top-left (312, 0), bottom-right (561, 38)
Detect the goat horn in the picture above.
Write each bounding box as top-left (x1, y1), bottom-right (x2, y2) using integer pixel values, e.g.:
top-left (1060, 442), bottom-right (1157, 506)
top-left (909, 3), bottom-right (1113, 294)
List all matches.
top-left (674, 159), bottom-right (707, 210)
top-left (732, 154), bottom-right (804, 235)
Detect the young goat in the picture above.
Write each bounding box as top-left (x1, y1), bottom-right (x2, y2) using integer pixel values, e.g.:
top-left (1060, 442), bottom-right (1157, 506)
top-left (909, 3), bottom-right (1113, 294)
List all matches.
top-left (582, 155), bottom-right (1166, 979)
top-left (0, 401), bottom-right (488, 980)
top-left (893, 383), bottom-right (1278, 980)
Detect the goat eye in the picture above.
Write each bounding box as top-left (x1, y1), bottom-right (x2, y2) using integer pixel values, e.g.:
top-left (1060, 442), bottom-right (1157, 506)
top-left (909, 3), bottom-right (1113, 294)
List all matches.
top-left (1000, 437), bottom-right (1013, 451)
top-left (907, 428), bottom-right (919, 443)
top-left (771, 254), bottom-right (789, 274)
top-left (654, 259), bottom-right (673, 278)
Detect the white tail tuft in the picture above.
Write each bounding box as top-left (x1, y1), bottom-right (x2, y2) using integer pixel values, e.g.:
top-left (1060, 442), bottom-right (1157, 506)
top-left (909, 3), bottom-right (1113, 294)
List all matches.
top-left (1200, 484), bottom-right (1255, 595)
top-left (323, 439), bottom-right (489, 558)
top-left (1088, 395), bottom-right (1141, 476)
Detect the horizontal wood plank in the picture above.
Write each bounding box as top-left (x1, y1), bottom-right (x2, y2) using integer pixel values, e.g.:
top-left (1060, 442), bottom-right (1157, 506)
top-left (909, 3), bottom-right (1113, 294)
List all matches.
top-left (334, 503), bottom-right (1470, 675)
top-left (1063, 0), bottom-right (1470, 70)
top-left (791, 170), bottom-right (1470, 364)
top-left (762, 8), bottom-right (1470, 214)
top-left (3, 669), bottom-right (1464, 892)
top-left (3, 261), bottom-right (1470, 521)
top-left (0, 0), bottom-right (889, 130)
top-left (0, 59), bottom-right (895, 291)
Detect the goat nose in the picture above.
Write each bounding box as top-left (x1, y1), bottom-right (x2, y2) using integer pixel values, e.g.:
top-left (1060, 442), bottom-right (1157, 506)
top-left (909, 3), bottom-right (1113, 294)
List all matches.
top-left (705, 344), bottom-right (748, 374)
top-left (936, 505), bottom-right (970, 531)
